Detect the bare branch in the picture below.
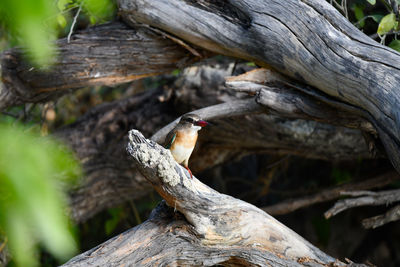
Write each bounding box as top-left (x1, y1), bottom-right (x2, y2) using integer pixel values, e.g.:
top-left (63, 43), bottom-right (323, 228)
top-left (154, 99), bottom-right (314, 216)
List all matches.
top-left (263, 171), bottom-right (399, 215)
top-left (150, 98), bottom-right (263, 144)
top-left (325, 189), bottom-right (400, 219)
top-left (63, 129), bottom-right (368, 266)
top-left (67, 3), bottom-right (82, 43)
top-left (362, 204), bottom-right (400, 229)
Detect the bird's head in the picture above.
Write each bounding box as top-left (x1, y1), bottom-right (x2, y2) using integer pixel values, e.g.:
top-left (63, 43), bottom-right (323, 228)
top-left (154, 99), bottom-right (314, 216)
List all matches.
top-left (179, 114), bottom-right (208, 130)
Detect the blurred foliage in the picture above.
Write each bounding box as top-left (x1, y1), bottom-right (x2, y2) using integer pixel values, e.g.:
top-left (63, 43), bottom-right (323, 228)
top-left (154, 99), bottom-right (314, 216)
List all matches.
top-left (312, 216), bottom-right (331, 248)
top-left (347, 0), bottom-right (400, 51)
top-left (331, 168), bottom-right (352, 185)
top-left (0, 0), bottom-right (116, 66)
top-left (0, 124), bottom-right (81, 266)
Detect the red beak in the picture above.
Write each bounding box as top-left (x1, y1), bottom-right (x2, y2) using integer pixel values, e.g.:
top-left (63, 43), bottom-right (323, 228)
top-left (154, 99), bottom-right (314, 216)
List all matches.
top-left (195, 120), bottom-right (208, 127)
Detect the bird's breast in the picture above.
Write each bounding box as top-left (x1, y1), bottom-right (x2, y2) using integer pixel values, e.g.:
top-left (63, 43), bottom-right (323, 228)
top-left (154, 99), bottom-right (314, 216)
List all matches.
top-left (170, 131), bottom-right (198, 164)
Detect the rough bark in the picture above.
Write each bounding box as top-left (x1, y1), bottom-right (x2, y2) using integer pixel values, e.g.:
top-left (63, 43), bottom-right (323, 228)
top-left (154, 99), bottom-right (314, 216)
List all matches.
top-left (0, 21), bottom-right (202, 109)
top-left (61, 63), bottom-right (374, 222)
top-left (63, 129), bottom-right (367, 267)
top-left (119, 0), bottom-right (400, 173)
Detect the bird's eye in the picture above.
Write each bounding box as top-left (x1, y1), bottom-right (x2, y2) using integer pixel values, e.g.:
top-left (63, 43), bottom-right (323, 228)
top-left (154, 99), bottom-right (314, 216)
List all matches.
top-left (185, 117), bottom-right (194, 123)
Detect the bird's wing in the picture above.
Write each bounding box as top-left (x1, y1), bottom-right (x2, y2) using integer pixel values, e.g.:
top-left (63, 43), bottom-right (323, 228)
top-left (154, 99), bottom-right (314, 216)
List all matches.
top-left (164, 130), bottom-right (176, 149)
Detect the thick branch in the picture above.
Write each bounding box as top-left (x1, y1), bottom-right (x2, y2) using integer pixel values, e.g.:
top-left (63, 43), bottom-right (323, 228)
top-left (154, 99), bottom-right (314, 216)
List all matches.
top-left (0, 21), bottom-right (202, 109)
top-left (63, 202), bottom-right (326, 267)
top-left (225, 68), bottom-right (376, 135)
top-left (119, 0), bottom-right (400, 173)
top-left (63, 129), bottom-right (366, 266)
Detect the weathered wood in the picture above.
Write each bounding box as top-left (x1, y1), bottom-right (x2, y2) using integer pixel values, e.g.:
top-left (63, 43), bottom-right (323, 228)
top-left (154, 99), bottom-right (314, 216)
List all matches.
top-left (63, 129), bottom-right (368, 267)
top-left (325, 188), bottom-right (400, 219)
top-left (0, 21), bottom-right (202, 109)
top-left (263, 171), bottom-right (399, 215)
top-left (119, 0), bottom-right (400, 173)
top-left (61, 63), bottom-right (374, 222)
top-left (362, 204), bottom-right (400, 229)
top-left (225, 68), bottom-right (376, 134)
top-left (62, 202), bottom-right (318, 267)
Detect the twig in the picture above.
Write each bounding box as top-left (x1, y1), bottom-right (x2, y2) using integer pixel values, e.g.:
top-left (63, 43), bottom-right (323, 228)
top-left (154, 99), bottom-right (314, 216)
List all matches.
top-left (67, 3), bottom-right (83, 43)
top-left (324, 188), bottom-right (400, 219)
top-left (143, 25), bottom-right (202, 57)
top-left (263, 171), bottom-right (398, 215)
top-left (362, 204), bottom-right (400, 229)
top-left (339, 190), bottom-right (378, 197)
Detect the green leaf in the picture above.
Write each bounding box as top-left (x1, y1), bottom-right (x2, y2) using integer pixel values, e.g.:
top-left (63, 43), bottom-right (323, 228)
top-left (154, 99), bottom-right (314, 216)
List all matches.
top-left (171, 69), bottom-right (181, 76)
top-left (370, 14), bottom-right (383, 23)
top-left (83, 0), bottom-right (116, 24)
top-left (0, 0), bottom-right (58, 66)
top-left (105, 207), bottom-right (124, 236)
top-left (331, 168), bottom-right (352, 185)
top-left (57, 14), bottom-right (67, 28)
top-left (377, 13), bottom-right (396, 35)
top-left (57, 0), bottom-right (72, 11)
top-left (389, 40), bottom-right (400, 52)
top-left (353, 5), bottom-right (365, 27)
top-left (366, 0), bottom-right (376, 5)
top-left (0, 124), bottom-right (80, 267)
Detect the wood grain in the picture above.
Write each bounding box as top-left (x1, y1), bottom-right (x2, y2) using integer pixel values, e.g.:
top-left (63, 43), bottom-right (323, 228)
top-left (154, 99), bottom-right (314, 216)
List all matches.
top-left (62, 129), bottom-right (368, 266)
top-left (61, 63), bottom-right (374, 222)
top-left (119, 0), bottom-right (400, 172)
top-left (0, 21), bottom-right (202, 109)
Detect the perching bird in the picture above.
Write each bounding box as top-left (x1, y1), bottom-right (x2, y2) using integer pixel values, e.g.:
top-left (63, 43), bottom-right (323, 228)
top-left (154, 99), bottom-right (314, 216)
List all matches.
top-left (164, 114), bottom-right (208, 178)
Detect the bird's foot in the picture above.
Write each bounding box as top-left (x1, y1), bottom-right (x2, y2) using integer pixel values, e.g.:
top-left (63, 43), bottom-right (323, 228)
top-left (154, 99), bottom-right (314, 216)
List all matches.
top-left (185, 166), bottom-right (193, 179)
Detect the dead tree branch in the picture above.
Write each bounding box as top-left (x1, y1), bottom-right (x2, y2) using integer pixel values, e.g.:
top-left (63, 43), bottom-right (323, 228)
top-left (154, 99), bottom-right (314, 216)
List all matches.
top-left (325, 188), bottom-right (400, 229)
top-left (362, 204), bottom-right (400, 229)
top-left (62, 129), bottom-right (367, 266)
top-left (119, 0), bottom-right (400, 173)
top-left (263, 171), bottom-right (399, 215)
top-left (0, 21), bottom-right (203, 109)
top-left (61, 63), bottom-right (375, 222)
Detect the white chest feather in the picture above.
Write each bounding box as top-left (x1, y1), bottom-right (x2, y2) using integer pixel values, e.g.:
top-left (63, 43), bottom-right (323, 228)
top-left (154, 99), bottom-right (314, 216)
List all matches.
top-left (171, 144), bottom-right (194, 164)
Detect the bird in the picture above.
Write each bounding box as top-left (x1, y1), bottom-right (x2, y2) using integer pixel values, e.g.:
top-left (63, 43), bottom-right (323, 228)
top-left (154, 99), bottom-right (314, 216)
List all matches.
top-left (164, 114), bottom-right (208, 178)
